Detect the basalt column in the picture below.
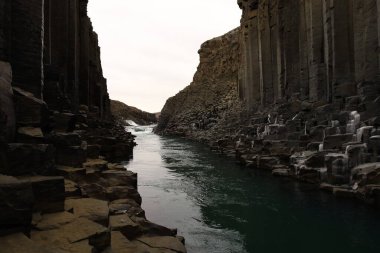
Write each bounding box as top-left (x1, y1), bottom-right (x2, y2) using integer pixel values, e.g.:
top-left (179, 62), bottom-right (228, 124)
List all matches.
top-left (238, 1), bottom-right (261, 111)
top-left (44, 0), bottom-right (81, 111)
top-left (329, 0), bottom-right (356, 101)
top-left (10, 0), bottom-right (44, 98)
top-left (353, 0), bottom-right (380, 85)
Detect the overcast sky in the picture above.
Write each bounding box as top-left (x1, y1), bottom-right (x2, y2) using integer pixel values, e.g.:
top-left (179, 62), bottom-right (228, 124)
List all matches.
top-left (88, 0), bottom-right (241, 113)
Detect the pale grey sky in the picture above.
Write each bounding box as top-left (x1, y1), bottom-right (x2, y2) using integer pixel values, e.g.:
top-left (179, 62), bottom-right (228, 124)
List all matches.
top-left (88, 0), bottom-right (241, 113)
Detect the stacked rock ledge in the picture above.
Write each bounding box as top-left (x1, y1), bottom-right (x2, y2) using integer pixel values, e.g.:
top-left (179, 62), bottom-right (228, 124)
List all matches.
top-left (0, 0), bottom-right (186, 252)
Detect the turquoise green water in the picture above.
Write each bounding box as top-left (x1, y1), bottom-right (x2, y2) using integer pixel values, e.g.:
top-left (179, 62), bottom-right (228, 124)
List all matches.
top-left (126, 126), bottom-right (380, 253)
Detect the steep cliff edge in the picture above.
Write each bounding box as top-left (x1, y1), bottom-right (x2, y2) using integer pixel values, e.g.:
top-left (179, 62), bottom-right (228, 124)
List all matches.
top-left (111, 100), bottom-right (157, 125)
top-left (157, 28), bottom-right (243, 143)
top-left (158, 0), bottom-right (380, 207)
top-left (0, 0), bottom-right (186, 251)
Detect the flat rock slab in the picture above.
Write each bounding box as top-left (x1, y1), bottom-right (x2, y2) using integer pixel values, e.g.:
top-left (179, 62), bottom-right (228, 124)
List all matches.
top-left (65, 198), bottom-right (109, 226)
top-left (31, 217), bottom-right (110, 251)
top-left (105, 232), bottom-right (182, 253)
top-left (138, 236), bottom-right (187, 253)
top-left (34, 211), bottom-right (76, 230)
top-left (0, 233), bottom-right (55, 253)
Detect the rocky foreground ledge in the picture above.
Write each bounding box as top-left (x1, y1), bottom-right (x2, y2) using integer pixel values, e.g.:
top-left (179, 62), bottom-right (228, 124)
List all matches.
top-left (0, 100), bottom-right (186, 253)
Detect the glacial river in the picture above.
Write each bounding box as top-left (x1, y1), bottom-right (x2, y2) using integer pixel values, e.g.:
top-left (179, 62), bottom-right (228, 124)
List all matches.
top-left (125, 125), bottom-right (380, 253)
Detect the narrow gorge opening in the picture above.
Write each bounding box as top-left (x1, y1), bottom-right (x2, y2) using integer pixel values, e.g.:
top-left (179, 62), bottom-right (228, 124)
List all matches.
top-left (1, 1), bottom-right (380, 253)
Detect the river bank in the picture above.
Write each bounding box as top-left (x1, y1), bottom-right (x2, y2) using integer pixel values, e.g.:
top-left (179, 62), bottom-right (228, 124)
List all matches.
top-left (1, 111), bottom-right (186, 253)
top-left (128, 125), bottom-right (380, 253)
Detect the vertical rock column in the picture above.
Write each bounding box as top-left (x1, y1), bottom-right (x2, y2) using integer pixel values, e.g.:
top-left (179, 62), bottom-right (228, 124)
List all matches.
top-left (305, 0), bottom-right (327, 102)
top-left (329, 0), bottom-right (356, 100)
top-left (10, 0), bottom-right (44, 98)
top-left (79, 0), bottom-right (90, 108)
top-left (239, 1), bottom-right (261, 111)
top-left (353, 0), bottom-right (380, 84)
top-left (258, 0), bottom-right (274, 105)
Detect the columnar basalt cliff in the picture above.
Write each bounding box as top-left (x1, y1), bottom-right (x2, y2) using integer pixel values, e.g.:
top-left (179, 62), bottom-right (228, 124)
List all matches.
top-left (156, 28), bottom-right (243, 142)
top-left (158, 0), bottom-right (380, 207)
top-left (0, 1), bottom-right (186, 252)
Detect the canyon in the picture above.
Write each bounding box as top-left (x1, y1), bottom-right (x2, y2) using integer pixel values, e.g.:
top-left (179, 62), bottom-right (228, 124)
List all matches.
top-left (157, 0), bottom-right (380, 208)
top-left (0, 0), bottom-right (185, 252)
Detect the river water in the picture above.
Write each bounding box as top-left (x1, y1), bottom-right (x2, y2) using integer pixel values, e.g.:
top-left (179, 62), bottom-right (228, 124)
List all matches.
top-left (125, 125), bottom-right (380, 253)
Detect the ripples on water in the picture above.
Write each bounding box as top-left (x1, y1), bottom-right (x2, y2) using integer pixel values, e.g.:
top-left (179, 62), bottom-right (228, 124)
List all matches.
top-left (125, 125), bottom-right (380, 253)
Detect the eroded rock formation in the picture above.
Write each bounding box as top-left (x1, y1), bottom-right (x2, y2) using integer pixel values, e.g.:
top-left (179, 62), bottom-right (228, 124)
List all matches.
top-left (0, 0), bottom-right (186, 251)
top-left (156, 28), bottom-right (242, 142)
top-left (158, 0), bottom-right (380, 207)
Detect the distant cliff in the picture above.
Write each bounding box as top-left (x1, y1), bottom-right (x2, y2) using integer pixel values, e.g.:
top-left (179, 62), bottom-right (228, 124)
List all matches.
top-left (156, 28), bottom-right (242, 142)
top-left (111, 100), bottom-right (157, 125)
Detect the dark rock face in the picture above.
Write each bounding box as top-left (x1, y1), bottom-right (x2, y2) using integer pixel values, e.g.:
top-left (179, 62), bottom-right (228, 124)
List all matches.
top-left (158, 0), bottom-right (380, 208)
top-left (156, 28), bottom-right (242, 139)
top-left (238, 0), bottom-right (380, 109)
top-left (0, 1), bottom-right (186, 251)
top-left (111, 100), bottom-right (157, 125)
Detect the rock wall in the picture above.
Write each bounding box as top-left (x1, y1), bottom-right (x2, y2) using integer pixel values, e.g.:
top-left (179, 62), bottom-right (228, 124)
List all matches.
top-left (156, 28), bottom-right (242, 141)
top-left (0, 1), bottom-right (186, 250)
top-left (158, 1), bottom-right (380, 207)
top-left (238, 0), bottom-right (380, 110)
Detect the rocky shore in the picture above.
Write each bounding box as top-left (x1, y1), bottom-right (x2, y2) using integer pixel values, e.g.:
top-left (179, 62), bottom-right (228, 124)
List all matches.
top-left (0, 0), bottom-right (185, 252)
top-left (157, 0), bottom-right (380, 208)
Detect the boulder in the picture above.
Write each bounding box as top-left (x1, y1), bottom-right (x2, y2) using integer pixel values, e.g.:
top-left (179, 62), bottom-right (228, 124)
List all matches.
top-left (5, 143), bottom-right (55, 176)
top-left (0, 175), bottom-right (34, 235)
top-left (64, 198), bottom-right (109, 226)
top-left (19, 176), bottom-right (65, 213)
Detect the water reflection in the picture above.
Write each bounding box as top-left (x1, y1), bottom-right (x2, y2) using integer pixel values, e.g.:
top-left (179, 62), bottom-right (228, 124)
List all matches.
top-left (126, 125), bottom-right (380, 253)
